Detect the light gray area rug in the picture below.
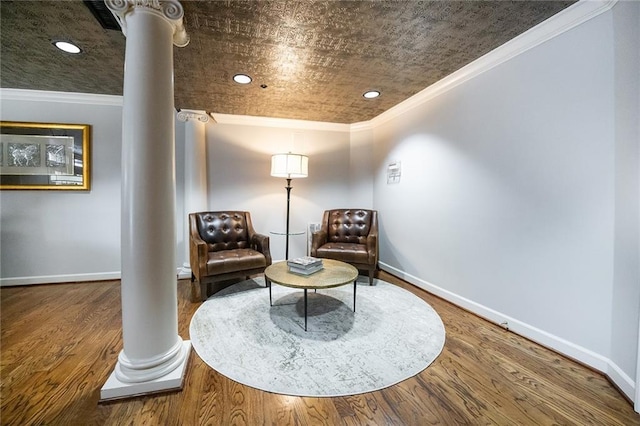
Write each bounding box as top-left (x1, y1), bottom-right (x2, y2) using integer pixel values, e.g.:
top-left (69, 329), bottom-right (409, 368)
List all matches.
top-left (190, 277), bottom-right (445, 397)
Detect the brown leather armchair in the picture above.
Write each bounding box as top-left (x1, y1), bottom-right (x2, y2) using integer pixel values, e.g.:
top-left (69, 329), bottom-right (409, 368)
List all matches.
top-left (190, 211), bottom-right (272, 302)
top-left (311, 209), bottom-right (378, 285)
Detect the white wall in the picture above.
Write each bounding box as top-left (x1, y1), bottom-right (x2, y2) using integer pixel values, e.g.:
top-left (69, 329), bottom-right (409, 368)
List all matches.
top-left (349, 125), bottom-right (374, 207)
top-left (202, 117), bottom-right (353, 261)
top-left (0, 92), bottom-right (123, 283)
top-left (0, 91), bottom-right (191, 284)
top-left (175, 118), bottom-right (187, 271)
top-left (0, 100), bottom-right (356, 280)
top-left (372, 1), bottom-right (639, 401)
top-left (611, 0), bottom-right (640, 398)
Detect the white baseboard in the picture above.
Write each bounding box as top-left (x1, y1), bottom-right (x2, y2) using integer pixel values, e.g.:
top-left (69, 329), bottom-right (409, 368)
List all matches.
top-left (379, 261), bottom-right (636, 402)
top-left (4, 263), bottom-right (635, 402)
top-left (1, 267), bottom-right (190, 286)
top-left (607, 360), bottom-right (636, 403)
top-left (177, 266), bottom-right (191, 280)
top-left (0, 271), bottom-right (122, 286)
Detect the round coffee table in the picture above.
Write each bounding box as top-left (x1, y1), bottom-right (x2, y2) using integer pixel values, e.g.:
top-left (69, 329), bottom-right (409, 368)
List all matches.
top-left (264, 259), bottom-right (359, 331)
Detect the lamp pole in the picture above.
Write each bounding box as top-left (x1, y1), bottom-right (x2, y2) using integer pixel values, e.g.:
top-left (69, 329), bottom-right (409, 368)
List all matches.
top-left (285, 178), bottom-right (292, 260)
top-left (271, 153), bottom-right (308, 261)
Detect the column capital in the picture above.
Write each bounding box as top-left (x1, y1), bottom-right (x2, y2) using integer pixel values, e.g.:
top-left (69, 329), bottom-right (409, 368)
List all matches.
top-left (106, 0), bottom-right (190, 47)
top-left (176, 109), bottom-right (214, 123)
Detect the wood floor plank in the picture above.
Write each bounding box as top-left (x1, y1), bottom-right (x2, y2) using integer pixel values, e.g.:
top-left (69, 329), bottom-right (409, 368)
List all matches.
top-left (337, 393), bottom-right (399, 425)
top-left (1, 274), bottom-right (639, 425)
top-left (424, 348), bottom-right (550, 424)
top-left (286, 397), bottom-right (338, 425)
top-left (487, 346), bottom-right (631, 425)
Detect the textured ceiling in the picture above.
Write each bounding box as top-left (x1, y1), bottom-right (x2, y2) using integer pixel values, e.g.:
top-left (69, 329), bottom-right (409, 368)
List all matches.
top-left (1, 1), bottom-right (576, 124)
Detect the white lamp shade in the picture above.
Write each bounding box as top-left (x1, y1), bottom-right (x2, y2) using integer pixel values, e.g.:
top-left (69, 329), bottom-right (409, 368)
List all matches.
top-left (271, 153), bottom-right (309, 178)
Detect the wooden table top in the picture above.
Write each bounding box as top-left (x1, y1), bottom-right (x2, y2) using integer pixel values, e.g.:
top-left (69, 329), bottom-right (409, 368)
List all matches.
top-left (265, 259), bottom-right (358, 290)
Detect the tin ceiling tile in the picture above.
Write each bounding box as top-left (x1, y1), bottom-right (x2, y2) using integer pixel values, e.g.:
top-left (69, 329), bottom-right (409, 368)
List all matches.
top-left (1, 0), bottom-right (575, 123)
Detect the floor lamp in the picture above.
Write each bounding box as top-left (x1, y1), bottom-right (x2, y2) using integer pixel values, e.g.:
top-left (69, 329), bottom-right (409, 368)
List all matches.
top-left (271, 153), bottom-right (309, 260)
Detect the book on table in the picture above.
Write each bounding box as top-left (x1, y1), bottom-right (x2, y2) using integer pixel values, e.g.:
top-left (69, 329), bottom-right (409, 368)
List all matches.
top-left (288, 263), bottom-right (324, 275)
top-left (287, 256), bottom-right (323, 269)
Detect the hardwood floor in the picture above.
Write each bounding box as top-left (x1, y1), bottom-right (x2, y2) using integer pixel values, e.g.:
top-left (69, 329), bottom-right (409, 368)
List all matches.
top-left (1, 272), bottom-right (638, 425)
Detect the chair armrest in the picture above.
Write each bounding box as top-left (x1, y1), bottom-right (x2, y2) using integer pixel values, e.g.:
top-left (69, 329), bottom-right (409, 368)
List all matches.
top-left (252, 233), bottom-right (272, 266)
top-left (366, 233), bottom-right (378, 265)
top-left (189, 216), bottom-right (209, 281)
top-left (310, 230), bottom-right (327, 256)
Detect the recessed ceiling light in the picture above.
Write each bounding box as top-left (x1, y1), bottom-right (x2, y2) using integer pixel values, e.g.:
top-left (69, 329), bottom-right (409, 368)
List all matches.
top-left (233, 74), bottom-right (252, 84)
top-left (53, 40), bottom-right (82, 54)
top-left (363, 90), bottom-right (381, 99)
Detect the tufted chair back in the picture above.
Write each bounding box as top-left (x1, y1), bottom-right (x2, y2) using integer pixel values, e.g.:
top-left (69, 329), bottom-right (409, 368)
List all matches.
top-left (311, 208), bottom-right (378, 285)
top-left (189, 210), bottom-right (271, 302)
top-left (195, 211), bottom-right (250, 252)
top-left (327, 209), bottom-right (373, 245)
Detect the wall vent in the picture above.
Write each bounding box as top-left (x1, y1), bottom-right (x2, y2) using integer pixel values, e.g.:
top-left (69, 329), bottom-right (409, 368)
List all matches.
top-left (83, 1), bottom-right (121, 31)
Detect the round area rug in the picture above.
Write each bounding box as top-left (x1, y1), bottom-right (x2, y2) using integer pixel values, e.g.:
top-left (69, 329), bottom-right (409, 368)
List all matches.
top-left (189, 277), bottom-right (445, 397)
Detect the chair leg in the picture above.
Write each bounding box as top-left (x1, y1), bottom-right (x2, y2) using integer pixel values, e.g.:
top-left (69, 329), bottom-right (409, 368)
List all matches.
top-left (200, 282), bottom-right (208, 302)
top-left (369, 268), bottom-right (374, 285)
top-left (190, 280), bottom-right (200, 303)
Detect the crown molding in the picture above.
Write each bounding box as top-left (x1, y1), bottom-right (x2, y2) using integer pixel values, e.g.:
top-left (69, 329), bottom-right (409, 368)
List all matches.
top-left (212, 0), bottom-right (618, 132)
top-left (211, 113), bottom-right (350, 132)
top-left (0, 1), bottom-right (616, 131)
top-left (370, 0), bottom-right (618, 128)
top-left (350, 121), bottom-right (374, 132)
top-left (0, 88), bottom-right (123, 106)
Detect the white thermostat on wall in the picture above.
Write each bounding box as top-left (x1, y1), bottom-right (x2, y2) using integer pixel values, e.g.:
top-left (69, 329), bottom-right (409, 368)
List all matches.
top-left (387, 161), bottom-right (401, 184)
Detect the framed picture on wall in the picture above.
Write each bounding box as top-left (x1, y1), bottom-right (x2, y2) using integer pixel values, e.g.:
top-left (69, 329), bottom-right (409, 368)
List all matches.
top-left (0, 121), bottom-right (91, 190)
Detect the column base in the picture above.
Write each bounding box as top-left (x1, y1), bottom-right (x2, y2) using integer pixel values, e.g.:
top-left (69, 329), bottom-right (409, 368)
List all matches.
top-left (100, 340), bottom-right (191, 402)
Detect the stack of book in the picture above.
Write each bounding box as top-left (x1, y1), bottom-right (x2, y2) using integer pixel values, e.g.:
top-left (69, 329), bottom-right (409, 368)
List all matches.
top-left (287, 256), bottom-right (324, 275)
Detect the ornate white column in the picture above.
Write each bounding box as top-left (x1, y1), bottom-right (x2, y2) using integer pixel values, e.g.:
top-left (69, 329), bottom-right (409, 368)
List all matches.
top-left (101, 0), bottom-right (190, 401)
top-left (176, 110), bottom-right (211, 278)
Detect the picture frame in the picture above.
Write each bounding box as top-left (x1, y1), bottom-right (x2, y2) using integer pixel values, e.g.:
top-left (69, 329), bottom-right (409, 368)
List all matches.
top-left (0, 121), bottom-right (91, 190)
